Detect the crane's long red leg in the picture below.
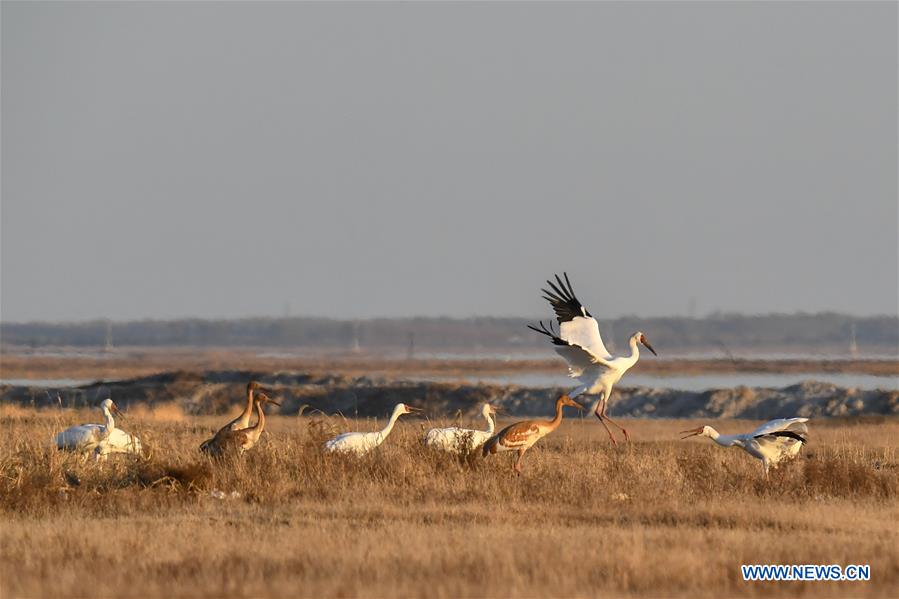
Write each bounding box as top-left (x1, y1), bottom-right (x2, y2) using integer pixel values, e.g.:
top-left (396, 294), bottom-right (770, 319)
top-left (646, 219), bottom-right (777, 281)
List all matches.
top-left (513, 449), bottom-right (525, 475)
top-left (594, 395), bottom-right (618, 447)
top-left (600, 402), bottom-right (630, 442)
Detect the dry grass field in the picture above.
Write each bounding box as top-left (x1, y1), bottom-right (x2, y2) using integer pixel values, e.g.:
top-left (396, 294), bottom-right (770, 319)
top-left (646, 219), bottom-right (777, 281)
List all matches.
top-left (1, 404), bottom-right (897, 598)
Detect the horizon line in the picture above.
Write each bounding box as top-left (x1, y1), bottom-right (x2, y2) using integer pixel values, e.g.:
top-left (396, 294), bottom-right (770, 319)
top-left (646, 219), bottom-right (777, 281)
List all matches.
top-left (2, 310), bottom-right (897, 327)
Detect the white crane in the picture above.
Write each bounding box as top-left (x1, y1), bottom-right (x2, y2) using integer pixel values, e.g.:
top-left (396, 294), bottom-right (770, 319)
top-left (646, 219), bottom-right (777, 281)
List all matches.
top-left (528, 273), bottom-right (657, 446)
top-left (423, 403), bottom-right (499, 454)
top-left (680, 418), bottom-right (809, 477)
top-left (54, 399), bottom-right (142, 460)
top-left (324, 403), bottom-right (421, 456)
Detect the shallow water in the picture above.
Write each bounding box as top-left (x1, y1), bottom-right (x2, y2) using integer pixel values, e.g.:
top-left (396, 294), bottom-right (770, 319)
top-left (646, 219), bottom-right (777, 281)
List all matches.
top-left (0, 378), bottom-right (95, 388)
top-left (2, 372), bottom-right (896, 392)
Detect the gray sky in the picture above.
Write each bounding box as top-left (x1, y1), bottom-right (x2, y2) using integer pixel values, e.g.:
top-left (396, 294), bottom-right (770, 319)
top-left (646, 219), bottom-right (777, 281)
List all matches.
top-left (2, 2), bottom-right (896, 322)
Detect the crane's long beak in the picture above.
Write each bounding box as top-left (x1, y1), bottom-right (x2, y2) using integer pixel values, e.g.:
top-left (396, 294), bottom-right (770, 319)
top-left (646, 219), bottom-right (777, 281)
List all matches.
top-left (109, 402), bottom-right (125, 420)
top-left (679, 427), bottom-right (703, 439)
top-left (641, 337), bottom-right (658, 356)
top-left (569, 398), bottom-right (584, 410)
top-left (256, 393), bottom-right (281, 407)
top-left (406, 406), bottom-right (423, 413)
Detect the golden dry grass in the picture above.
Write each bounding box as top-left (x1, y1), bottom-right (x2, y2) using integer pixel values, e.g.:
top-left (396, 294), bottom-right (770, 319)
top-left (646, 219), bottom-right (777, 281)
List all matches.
top-left (1, 409), bottom-right (897, 598)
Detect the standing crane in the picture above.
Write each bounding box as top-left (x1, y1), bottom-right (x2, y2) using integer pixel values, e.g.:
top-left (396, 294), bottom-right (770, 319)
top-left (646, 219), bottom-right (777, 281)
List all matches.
top-left (423, 403), bottom-right (499, 454)
top-left (199, 380), bottom-right (273, 452)
top-left (680, 418), bottom-right (809, 477)
top-left (54, 399), bottom-right (141, 460)
top-left (529, 272), bottom-right (657, 446)
top-left (324, 403), bottom-right (421, 455)
top-left (482, 395), bottom-right (582, 474)
top-left (201, 392), bottom-right (280, 457)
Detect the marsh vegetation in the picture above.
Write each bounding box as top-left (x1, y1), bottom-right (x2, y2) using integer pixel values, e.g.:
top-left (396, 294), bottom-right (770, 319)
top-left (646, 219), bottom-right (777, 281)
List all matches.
top-left (2, 406), bottom-right (896, 598)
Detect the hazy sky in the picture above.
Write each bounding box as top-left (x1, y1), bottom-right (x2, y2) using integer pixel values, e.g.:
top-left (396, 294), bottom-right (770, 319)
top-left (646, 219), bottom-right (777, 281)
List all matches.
top-left (2, 2), bottom-right (897, 322)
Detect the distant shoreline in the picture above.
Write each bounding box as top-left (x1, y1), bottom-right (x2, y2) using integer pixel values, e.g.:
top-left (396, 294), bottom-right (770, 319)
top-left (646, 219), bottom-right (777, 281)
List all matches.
top-left (1, 347), bottom-right (895, 381)
top-left (1, 369), bottom-right (896, 419)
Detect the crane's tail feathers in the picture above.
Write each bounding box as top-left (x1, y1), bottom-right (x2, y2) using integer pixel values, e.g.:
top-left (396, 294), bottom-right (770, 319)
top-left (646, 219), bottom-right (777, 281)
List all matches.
top-left (482, 434), bottom-right (500, 457)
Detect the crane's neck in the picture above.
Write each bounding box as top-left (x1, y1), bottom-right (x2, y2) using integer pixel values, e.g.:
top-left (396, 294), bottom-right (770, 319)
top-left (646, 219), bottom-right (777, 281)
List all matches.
top-left (545, 399), bottom-right (568, 430)
top-left (706, 428), bottom-right (743, 448)
top-left (483, 411), bottom-right (495, 434)
top-left (238, 387), bottom-right (255, 429)
top-left (102, 406), bottom-right (116, 431)
top-left (379, 407), bottom-right (403, 439)
top-left (624, 336), bottom-right (641, 366)
top-left (245, 401), bottom-right (266, 442)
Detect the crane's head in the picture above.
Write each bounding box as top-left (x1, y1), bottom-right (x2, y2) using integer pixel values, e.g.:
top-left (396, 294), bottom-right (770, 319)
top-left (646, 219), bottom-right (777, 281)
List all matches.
top-left (632, 331), bottom-right (658, 356)
top-left (248, 380), bottom-right (275, 394)
top-left (398, 403), bottom-right (422, 416)
top-left (557, 395), bottom-right (584, 410)
top-left (100, 398), bottom-right (122, 417)
top-left (679, 425), bottom-right (713, 439)
top-left (482, 403), bottom-right (501, 417)
top-left (254, 392), bottom-right (281, 407)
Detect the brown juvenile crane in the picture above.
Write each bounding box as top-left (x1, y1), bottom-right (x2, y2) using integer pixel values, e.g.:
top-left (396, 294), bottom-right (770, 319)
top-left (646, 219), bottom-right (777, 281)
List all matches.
top-left (201, 392), bottom-right (280, 457)
top-left (199, 380), bottom-right (273, 452)
top-left (482, 394), bottom-right (582, 474)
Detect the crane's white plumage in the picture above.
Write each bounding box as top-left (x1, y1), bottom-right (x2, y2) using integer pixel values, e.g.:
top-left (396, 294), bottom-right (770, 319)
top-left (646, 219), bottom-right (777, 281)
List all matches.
top-left (55, 399), bottom-right (142, 460)
top-left (552, 343), bottom-right (611, 378)
top-left (559, 315), bottom-right (612, 362)
top-left (424, 403), bottom-right (498, 454)
top-left (749, 418), bottom-right (808, 438)
top-left (681, 418), bottom-right (809, 477)
top-left (529, 273), bottom-right (657, 445)
top-left (324, 403), bottom-right (420, 456)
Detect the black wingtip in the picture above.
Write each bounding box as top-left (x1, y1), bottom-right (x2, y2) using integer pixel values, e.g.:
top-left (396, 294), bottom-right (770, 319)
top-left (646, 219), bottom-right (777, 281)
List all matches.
top-left (564, 272), bottom-right (574, 296)
top-left (555, 274), bottom-right (567, 295)
top-left (549, 276), bottom-right (572, 302)
top-left (527, 320), bottom-right (566, 346)
top-left (758, 430), bottom-right (808, 444)
top-left (539, 272), bottom-right (588, 323)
